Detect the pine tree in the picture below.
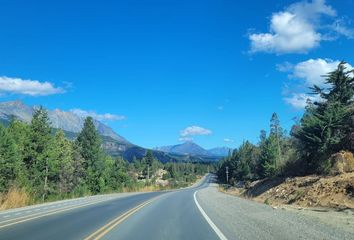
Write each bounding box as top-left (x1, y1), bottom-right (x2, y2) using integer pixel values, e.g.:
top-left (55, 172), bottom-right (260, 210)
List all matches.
top-left (7, 119), bottom-right (30, 187)
top-left (294, 62), bottom-right (354, 173)
top-left (144, 150), bottom-right (154, 181)
top-left (234, 141), bottom-right (256, 180)
top-left (107, 156), bottom-right (129, 190)
top-left (270, 113), bottom-right (283, 169)
top-left (71, 141), bottom-right (85, 190)
top-left (76, 117), bottom-right (104, 193)
top-left (26, 107), bottom-right (53, 200)
top-left (0, 124), bottom-right (20, 191)
top-left (259, 134), bottom-right (278, 177)
top-left (52, 130), bottom-right (74, 194)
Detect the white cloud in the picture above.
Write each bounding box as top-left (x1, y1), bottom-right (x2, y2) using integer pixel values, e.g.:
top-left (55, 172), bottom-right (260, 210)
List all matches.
top-left (223, 138), bottom-right (234, 143)
top-left (279, 58), bottom-right (354, 109)
top-left (331, 19), bottom-right (354, 38)
top-left (180, 126), bottom-right (212, 137)
top-left (249, 0), bottom-right (353, 54)
top-left (284, 93), bottom-right (319, 109)
top-left (0, 76), bottom-right (64, 96)
top-left (276, 62), bottom-right (294, 72)
top-left (287, 58), bottom-right (353, 86)
top-left (70, 109), bottom-right (126, 121)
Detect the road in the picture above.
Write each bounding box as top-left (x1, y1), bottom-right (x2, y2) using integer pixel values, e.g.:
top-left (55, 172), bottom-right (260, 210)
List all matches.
top-left (0, 175), bottom-right (220, 240)
top-left (1, 175), bottom-right (353, 240)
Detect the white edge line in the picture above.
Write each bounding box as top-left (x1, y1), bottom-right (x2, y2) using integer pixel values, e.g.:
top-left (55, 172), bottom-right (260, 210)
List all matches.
top-left (194, 191), bottom-right (228, 240)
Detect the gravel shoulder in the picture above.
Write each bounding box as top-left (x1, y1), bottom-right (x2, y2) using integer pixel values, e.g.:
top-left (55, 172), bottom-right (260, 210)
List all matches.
top-left (197, 183), bottom-right (354, 240)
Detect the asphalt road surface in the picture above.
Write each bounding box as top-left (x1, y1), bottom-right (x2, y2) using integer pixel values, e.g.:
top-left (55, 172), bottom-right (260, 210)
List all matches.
top-left (0, 175), bottom-right (219, 240)
top-left (0, 175), bottom-right (352, 240)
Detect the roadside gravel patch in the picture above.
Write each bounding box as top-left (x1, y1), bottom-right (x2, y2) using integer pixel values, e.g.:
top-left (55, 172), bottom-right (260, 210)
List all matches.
top-left (197, 184), bottom-right (354, 240)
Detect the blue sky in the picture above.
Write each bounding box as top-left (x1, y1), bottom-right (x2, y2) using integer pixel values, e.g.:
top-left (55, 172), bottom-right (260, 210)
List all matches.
top-left (0, 0), bottom-right (353, 149)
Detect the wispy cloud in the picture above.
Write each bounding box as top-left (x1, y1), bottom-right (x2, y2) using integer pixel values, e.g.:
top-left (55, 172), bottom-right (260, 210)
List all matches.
top-left (279, 58), bottom-right (354, 109)
top-left (249, 0), bottom-right (353, 54)
top-left (0, 76), bottom-right (64, 96)
top-left (178, 137), bottom-right (194, 142)
top-left (70, 109), bottom-right (126, 121)
top-left (180, 126), bottom-right (212, 137)
top-left (223, 138), bottom-right (234, 143)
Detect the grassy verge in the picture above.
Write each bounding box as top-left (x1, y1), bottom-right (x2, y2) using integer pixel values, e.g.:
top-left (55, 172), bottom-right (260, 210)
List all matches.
top-left (0, 175), bottom-right (204, 211)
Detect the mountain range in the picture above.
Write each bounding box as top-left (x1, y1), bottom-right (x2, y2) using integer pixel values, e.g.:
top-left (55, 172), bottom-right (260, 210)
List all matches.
top-left (0, 100), bottom-right (230, 162)
top-left (155, 142), bottom-right (232, 157)
top-left (0, 100), bottom-right (128, 143)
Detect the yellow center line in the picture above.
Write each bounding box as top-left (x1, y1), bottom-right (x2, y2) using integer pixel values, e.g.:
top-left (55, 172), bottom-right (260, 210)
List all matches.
top-left (0, 197), bottom-right (116, 229)
top-left (84, 196), bottom-right (160, 240)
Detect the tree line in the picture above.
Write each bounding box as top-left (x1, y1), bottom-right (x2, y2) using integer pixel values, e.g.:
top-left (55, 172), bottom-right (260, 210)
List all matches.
top-left (0, 108), bottom-right (209, 204)
top-left (217, 62), bottom-right (354, 184)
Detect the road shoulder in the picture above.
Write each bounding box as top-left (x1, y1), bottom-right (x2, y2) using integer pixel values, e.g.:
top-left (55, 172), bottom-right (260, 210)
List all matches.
top-left (196, 183), bottom-right (354, 240)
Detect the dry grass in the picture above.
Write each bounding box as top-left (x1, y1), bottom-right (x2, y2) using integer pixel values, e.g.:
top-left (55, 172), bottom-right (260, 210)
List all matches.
top-left (0, 187), bottom-right (30, 210)
top-left (121, 184), bottom-right (165, 193)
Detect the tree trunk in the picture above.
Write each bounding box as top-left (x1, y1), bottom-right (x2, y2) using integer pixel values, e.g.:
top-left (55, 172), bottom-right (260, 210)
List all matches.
top-left (42, 159), bottom-right (48, 202)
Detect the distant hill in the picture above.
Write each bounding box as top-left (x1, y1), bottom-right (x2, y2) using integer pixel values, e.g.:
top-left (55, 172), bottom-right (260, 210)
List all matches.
top-left (208, 147), bottom-right (233, 157)
top-left (0, 100), bottom-right (219, 163)
top-left (156, 142), bottom-right (210, 156)
top-left (155, 142), bottom-right (229, 160)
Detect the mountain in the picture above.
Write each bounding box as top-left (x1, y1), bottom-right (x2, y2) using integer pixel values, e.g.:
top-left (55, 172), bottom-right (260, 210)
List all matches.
top-left (156, 141), bottom-right (229, 156)
top-left (0, 100), bottom-right (129, 143)
top-left (155, 141), bottom-right (211, 156)
top-left (208, 147), bottom-right (233, 157)
top-left (0, 100), bottom-right (219, 163)
top-left (155, 142), bottom-right (232, 160)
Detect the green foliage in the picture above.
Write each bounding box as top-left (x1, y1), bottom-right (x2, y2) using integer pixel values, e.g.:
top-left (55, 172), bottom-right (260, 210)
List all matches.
top-left (0, 124), bottom-right (20, 191)
top-left (0, 107), bottom-right (210, 205)
top-left (294, 62), bottom-right (354, 173)
top-left (25, 107), bottom-right (53, 200)
top-left (259, 134), bottom-right (279, 178)
top-left (51, 130), bottom-right (75, 194)
top-left (217, 62), bottom-right (354, 184)
top-left (76, 117), bottom-right (105, 193)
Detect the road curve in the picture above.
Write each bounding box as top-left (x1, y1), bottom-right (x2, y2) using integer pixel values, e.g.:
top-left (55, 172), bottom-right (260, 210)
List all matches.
top-left (3, 174), bottom-right (349, 240)
top-left (0, 175), bottom-right (218, 240)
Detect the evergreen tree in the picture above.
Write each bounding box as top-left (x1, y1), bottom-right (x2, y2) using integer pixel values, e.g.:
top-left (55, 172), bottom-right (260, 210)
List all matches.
top-left (270, 113), bottom-right (283, 169)
top-left (259, 134), bottom-right (278, 177)
top-left (26, 107), bottom-right (53, 200)
top-left (71, 141), bottom-right (85, 190)
top-left (52, 130), bottom-right (74, 194)
top-left (0, 125), bottom-right (20, 191)
top-left (108, 157), bottom-right (129, 190)
top-left (294, 62), bottom-right (354, 173)
top-left (234, 141), bottom-right (256, 180)
top-left (143, 150), bottom-right (154, 181)
top-left (7, 119), bottom-right (30, 187)
top-left (76, 117), bottom-right (104, 193)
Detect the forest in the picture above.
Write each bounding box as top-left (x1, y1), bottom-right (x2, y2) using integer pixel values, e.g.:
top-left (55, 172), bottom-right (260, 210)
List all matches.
top-left (217, 62), bottom-right (354, 184)
top-left (0, 110), bottom-right (209, 208)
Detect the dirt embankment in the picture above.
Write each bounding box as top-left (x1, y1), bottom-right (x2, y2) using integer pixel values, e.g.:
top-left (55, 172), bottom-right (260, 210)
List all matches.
top-left (221, 172), bottom-right (354, 210)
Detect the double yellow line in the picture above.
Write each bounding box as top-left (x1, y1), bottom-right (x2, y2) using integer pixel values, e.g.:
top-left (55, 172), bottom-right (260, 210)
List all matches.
top-left (84, 197), bottom-right (158, 240)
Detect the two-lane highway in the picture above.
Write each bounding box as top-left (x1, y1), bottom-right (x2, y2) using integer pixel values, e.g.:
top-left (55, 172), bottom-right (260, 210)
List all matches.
top-left (0, 175), bottom-right (221, 240)
top-left (100, 176), bottom-right (222, 240)
top-left (2, 175), bottom-right (353, 240)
